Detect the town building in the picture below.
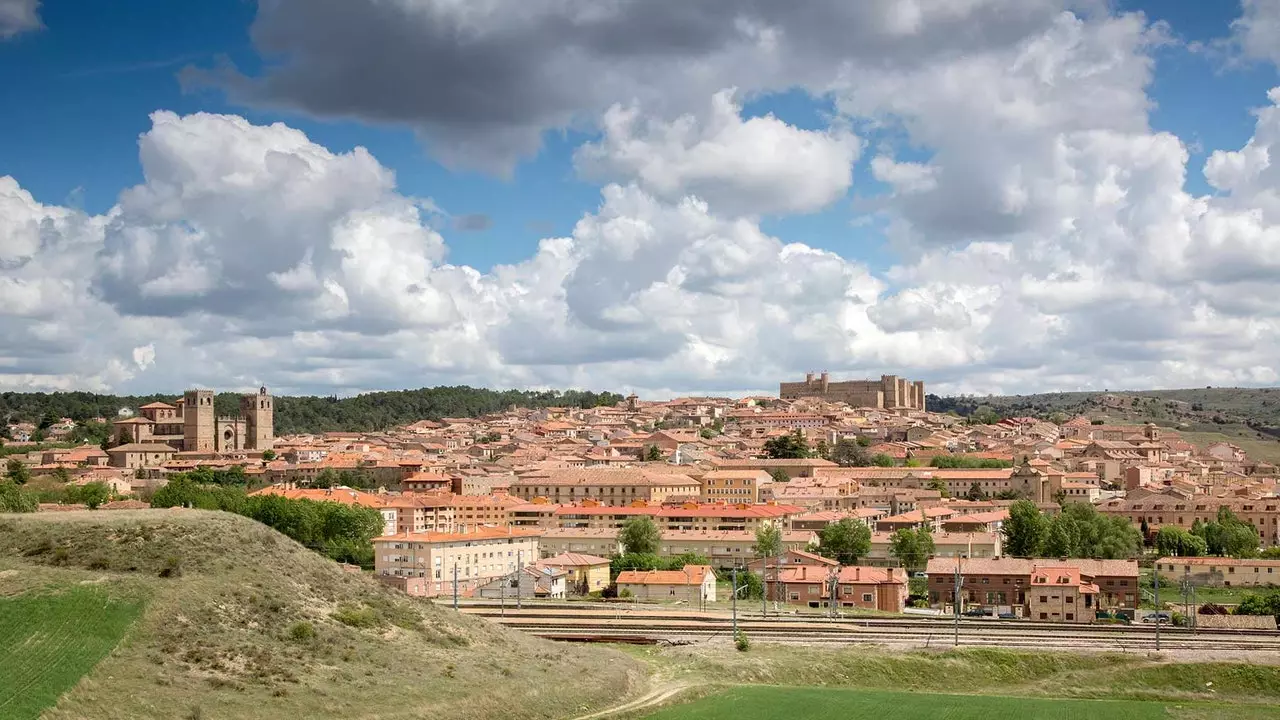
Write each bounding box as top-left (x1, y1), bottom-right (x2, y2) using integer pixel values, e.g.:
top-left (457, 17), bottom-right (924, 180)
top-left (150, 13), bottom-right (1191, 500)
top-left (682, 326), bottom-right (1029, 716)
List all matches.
top-left (1155, 556), bottom-right (1280, 588)
top-left (372, 527), bottom-right (541, 597)
top-left (616, 564), bottom-right (717, 604)
top-left (924, 557), bottom-right (1138, 620)
top-left (538, 552), bottom-right (612, 595)
top-left (767, 564), bottom-right (909, 612)
top-left (699, 469), bottom-right (771, 503)
top-left (508, 468), bottom-right (702, 504)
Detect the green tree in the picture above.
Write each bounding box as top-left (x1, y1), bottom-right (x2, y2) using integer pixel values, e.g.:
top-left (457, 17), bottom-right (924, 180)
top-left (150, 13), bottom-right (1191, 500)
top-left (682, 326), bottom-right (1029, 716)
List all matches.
top-left (1194, 508), bottom-right (1260, 558)
top-left (767, 468), bottom-right (791, 484)
top-left (870, 453), bottom-right (895, 467)
top-left (737, 569), bottom-right (764, 600)
top-left (52, 466), bottom-right (72, 484)
top-left (965, 482), bottom-right (987, 501)
top-left (889, 527), bottom-right (935, 571)
top-left (5, 458), bottom-right (30, 485)
top-left (699, 427), bottom-right (716, 439)
top-left (1259, 547), bottom-right (1280, 559)
top-left (926, 478), bottom-right (949, 497)
top-left (817, 518), bottom-right (871, 565)
top-left (1003, 500), bottom-right (1047, 557)
top-left (0, 480), bottom-right (37, 512)
top-left (814, 439), bottom-right (830, 460)
top-left (762, 430), bottom-right (811, 459)
top-left (312, 468), bottom-right (341, 489)
top-left (72, 481), bottom-right (111, 510)
top-left (644, 445), bottom-right (665, 462)
top-left (261, 449), bottom-right (277, 461)
top-left (1236, 590), bottom-right (1280, 620)
top-left (619, 516), bottom-right (662, 555)
top-left (754, 523), bottom-right (783, 558)
top-left (830, 438), bottom-right (869, 467)
top-left (1155, 527), bottom-right (1207, 557)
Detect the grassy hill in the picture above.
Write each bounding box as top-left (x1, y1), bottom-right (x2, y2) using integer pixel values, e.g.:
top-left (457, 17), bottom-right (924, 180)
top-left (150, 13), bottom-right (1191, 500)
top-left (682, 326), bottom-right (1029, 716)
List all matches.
top-left (0, 510), bottom-right (641, 720)
top-left (933, 386), bottom-right (1280, 463)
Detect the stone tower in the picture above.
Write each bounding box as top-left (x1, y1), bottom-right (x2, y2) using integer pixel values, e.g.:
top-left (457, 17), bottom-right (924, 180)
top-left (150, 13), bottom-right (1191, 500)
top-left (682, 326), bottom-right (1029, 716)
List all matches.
top-left (182, 389), bottom-right (215, 452)
top-left (241, 386), bottom-right (274, 451)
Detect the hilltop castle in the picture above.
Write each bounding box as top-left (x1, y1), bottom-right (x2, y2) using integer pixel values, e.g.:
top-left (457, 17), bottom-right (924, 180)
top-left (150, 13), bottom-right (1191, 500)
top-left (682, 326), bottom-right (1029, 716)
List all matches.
top-left (779, 372), bottom-right (926, 410)
top-left (112, 387), bottom-right (274, 453)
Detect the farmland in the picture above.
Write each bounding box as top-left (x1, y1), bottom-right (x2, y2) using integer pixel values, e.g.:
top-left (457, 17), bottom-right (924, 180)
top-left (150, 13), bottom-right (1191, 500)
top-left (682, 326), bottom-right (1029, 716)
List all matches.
top-left (643, 687), bottom-right (1172, 720)
top-left (0, 586), bottom-right (144, 720)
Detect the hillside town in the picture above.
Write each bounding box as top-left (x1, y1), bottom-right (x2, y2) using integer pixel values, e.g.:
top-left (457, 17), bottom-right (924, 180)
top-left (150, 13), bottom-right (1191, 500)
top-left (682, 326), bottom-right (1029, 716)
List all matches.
top-left (7, 374), bottom-right (1280, 625)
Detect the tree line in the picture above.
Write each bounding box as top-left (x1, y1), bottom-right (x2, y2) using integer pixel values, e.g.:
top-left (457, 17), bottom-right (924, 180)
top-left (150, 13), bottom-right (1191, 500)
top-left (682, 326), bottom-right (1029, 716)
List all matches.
top-left (1152, 508), bottom-right (1261, 558)
top-left (1003, 500), bottom-right (1143, 559)
top-left (150, 474), bottom-right (384, 566)
top-left (0, 386), bottom-right (625, 435)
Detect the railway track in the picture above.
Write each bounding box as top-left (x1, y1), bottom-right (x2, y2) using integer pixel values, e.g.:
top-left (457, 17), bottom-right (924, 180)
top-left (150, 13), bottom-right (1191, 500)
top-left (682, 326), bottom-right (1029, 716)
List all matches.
top-left (453, 601), bottom-right (1280, 652)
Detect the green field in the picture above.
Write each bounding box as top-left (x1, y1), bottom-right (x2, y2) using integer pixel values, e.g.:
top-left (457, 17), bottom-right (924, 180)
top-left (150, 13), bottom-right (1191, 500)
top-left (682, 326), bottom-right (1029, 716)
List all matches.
top-left (0, 586), bottom-right (144, 720)
top-left (645, 687), bottom-right (1170, 720)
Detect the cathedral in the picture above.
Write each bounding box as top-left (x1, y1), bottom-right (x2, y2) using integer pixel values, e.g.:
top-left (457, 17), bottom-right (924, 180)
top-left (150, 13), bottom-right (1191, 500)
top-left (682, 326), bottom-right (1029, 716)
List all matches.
top-left (112, 386), bottom-right (274, 453)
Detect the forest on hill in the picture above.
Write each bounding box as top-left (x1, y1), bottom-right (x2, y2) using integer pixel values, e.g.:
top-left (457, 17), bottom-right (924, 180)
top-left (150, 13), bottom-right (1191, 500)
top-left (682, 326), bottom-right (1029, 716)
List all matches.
top-left (0, 386), bottom-right (625, 436)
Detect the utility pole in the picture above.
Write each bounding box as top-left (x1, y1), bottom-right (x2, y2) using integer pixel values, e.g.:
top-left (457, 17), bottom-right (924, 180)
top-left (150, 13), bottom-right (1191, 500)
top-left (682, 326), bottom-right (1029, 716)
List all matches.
top-left (452, 564), bottom-right (459, 610)
top-left (953, 555), bottom-right (964, 647)
top-left (1154, 566), bottom-right (1161, 651)
top-left (731, 566), bottom-right (739, 636)
top-left (829, 571), bottom-right (840, 619)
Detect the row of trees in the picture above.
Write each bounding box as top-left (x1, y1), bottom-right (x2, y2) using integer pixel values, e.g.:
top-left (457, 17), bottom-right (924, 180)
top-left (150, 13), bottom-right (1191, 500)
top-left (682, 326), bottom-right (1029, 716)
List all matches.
top-left (1150, 508), bottom-right (1260, 558)
top-left (0, 386), bottom-right (625, 435)
top-left (1003, 500), bottom-right (1143, 559)
top-left (151, 475), bottom-right (384, 566)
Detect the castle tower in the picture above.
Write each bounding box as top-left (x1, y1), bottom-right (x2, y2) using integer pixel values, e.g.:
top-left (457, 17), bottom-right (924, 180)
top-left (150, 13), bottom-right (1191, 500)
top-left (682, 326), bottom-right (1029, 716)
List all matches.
top-left (182, 389), bottom-right (215, 452)
top-left (241, 386), bottom-right (274, 451)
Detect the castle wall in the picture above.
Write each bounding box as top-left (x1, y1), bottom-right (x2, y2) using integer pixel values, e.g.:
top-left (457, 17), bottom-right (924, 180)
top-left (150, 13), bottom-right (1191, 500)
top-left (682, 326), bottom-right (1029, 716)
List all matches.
top-left (780, 375), bottom-right (925, 410)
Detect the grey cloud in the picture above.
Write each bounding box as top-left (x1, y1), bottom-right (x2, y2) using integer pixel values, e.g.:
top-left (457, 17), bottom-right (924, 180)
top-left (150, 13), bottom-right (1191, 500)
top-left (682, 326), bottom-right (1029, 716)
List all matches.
top-left (453, 213), bottom-right (492, 232)
top-left (199, 0), bottom-right (1083, 172)
top-left (0, 0), bottom-right (40, 39)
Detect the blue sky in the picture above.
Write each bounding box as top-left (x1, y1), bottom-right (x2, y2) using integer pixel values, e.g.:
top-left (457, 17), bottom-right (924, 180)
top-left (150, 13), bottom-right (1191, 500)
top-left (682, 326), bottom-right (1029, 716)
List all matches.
top-left (4, 0), bottom-right (1280, 397)
top-left (3, 0), bottom-right (1272, 273)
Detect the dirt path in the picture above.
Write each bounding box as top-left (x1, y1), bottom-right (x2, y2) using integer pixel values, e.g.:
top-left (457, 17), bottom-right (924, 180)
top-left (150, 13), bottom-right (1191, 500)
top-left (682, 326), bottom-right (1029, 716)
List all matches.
top-left (570, 680), bottom-right (698, 720)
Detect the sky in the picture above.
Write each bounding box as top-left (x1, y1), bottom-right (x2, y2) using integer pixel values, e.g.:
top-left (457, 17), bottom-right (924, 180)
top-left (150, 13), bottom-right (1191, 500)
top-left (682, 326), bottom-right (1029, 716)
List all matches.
top-left (4, 0), bottom-right (1280, 399)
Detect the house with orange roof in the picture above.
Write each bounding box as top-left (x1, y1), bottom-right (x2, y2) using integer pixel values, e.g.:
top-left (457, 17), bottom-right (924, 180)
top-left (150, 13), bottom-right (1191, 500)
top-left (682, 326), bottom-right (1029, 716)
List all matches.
top-left (616, 564), bottom-right (716, 604)
top-left (1027, 566), bottom-right (1099, 623)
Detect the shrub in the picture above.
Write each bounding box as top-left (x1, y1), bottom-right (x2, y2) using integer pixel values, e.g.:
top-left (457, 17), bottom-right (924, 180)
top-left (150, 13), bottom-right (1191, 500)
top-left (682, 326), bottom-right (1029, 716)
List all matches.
top-left (1199, 603), bottom-right (1229, 615)
top-left (619, 588), bottom-right (633, 599)
top-left (287, 621), bottom-right (316, 642)
top-left (332, 603), bottom-right (382, 629)
top-left (159, 555), bottom-right (182, 578)
top-left (734, 630), bottom-right (750, 652)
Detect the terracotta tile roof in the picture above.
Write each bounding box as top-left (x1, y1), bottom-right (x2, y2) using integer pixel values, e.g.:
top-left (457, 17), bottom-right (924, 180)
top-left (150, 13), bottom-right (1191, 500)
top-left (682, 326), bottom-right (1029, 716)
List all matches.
top-left (538, 552), bottom-right (612, 567)
top-left (373, 527), bottom-right (542, 543)
top-left (616, 565), bottom-right (712, 586)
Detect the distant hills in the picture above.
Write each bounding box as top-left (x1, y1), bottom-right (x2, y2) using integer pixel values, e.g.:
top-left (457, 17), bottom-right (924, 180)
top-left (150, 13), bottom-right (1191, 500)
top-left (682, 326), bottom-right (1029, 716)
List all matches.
top-left (931, 386), bottom-right (1280, 463)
